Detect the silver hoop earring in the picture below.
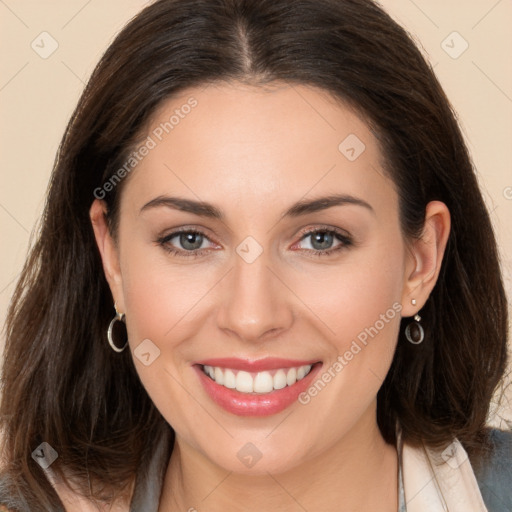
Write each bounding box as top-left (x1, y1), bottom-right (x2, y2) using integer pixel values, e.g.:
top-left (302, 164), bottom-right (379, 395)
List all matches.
top-left (405, 314), bottom-right (424, 344)
top-left (107, 306), bottom-right (128, 353)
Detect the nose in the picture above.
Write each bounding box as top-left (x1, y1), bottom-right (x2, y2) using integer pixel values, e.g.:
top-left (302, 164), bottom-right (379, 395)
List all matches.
top-left (216, 249), bottom-right (294, 342)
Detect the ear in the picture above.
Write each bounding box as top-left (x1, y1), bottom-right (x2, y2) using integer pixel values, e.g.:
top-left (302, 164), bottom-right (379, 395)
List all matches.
top-left (401, 200), bottom-right (451, 317)
top-left (89, 199), bottom-right (125, 312)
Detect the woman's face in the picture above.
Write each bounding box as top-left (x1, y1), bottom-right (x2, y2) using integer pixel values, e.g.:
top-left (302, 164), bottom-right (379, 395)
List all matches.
top-left (92, 82), bottom-right (436, 475)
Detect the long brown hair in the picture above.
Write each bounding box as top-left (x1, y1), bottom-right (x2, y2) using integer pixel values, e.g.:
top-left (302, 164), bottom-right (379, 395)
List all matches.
top-left (1, 0), bottom-right (509, 509)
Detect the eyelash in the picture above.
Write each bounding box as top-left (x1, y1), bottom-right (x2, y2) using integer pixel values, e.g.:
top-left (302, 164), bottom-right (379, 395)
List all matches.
top-left (155, 226), bottom-right (353, 259)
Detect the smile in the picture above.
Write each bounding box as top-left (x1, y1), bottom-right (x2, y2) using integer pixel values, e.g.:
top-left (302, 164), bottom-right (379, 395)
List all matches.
top-left (193, 358), bottom-right (323, 417)
top-left (201, 364), bottom-right (313, 394)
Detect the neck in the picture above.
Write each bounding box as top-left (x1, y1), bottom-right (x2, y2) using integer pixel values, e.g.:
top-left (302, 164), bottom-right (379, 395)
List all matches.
top-left (159, 404), bottom-right (398, 512)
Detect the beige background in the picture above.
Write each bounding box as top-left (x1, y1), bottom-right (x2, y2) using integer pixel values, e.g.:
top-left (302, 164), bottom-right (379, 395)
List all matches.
top-left (1, 1), bottom-right (511, 425)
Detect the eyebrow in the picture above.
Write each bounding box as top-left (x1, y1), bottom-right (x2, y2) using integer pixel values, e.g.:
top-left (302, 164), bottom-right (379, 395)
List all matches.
top-left (139, 193), bottom-right (375, 219)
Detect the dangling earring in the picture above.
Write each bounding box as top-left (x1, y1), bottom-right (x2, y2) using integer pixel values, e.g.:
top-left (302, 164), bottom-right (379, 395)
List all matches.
top-left (405, 313), bottom-right (424, 344)
top-left (107, 302), bottom-right (128, 353)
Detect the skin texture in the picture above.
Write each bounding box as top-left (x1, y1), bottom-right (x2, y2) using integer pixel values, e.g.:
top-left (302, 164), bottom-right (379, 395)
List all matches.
top-left (90, 82), bottom-right (450, 512)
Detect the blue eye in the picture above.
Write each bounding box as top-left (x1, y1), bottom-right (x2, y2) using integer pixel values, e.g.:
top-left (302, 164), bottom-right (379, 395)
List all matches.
top-left (171, 231), bottom-right (205, 251)
top-left (156, 226), bottom-right (352, 258)
top-left (156, 229), bottom-right (212, 258)
top-left (295, 228), bottom-right (352, 256)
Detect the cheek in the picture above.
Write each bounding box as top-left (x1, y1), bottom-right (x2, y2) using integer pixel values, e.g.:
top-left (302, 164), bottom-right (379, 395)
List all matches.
top-left (293, 245), bottom-right (404, 427)
top-left (289, 241), bottom-right (405, 409)
top-left (291, 238), bottom-right (404, 342)
top-left (118, 234), bottom-right (218, 347)
top-left (117, 243), bottom-right (220, 431)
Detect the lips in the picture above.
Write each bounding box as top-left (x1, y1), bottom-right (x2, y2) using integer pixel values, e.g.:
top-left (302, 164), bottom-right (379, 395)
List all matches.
top-left (193, 357), bottom-right (323, 416)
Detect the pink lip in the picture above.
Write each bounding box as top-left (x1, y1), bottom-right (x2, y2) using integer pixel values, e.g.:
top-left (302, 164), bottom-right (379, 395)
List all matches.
top-left (194, 357), bottom-right (320, 372)
top-left (193, 361), bottom-right (323, 417)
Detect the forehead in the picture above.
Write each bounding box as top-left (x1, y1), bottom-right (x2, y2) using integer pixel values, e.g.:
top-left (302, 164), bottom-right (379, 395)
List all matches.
top-left (120, 81), bottom-right (397, 221)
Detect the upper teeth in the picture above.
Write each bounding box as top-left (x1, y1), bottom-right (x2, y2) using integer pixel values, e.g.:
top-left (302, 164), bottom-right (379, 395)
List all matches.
top-left (202, 364), bottom-right (313, 394)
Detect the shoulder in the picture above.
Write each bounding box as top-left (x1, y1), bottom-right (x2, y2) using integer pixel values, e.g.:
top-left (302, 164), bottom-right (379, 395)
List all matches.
top-left (0, 471), bottom-right (62, 512)
top-left (472, 428), bottom-right (512, 512)
top-left (0, 472), bottom-right (28, 512)
top-left (0, 472), bottom-right (21, 512)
